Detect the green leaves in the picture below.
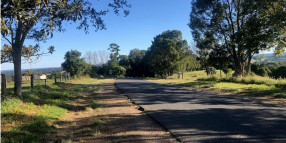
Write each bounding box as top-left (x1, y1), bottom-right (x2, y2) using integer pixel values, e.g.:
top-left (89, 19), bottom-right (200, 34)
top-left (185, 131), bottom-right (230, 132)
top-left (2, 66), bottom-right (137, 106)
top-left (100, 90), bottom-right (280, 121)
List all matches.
top-left (146, 30), bottom-right (193, 77)
top-left (189, 0), bottom-right (286, 76)
top-left (61, 50), bottom-right (87, 77)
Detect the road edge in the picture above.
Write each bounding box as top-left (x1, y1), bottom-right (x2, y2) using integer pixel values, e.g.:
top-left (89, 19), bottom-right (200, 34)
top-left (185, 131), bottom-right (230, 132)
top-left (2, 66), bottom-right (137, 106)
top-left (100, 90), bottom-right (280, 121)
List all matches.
top-left (114, 80), bottom-right (183, 143)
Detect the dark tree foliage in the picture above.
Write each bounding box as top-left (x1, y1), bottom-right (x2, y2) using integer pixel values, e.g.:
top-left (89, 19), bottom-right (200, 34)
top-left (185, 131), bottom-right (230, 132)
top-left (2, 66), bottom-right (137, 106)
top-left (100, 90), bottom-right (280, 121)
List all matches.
top-left (251, 63), bottom-right (271, 76)
top-left (89, 33), bottom-right (201, 78)
top-left (62, 50), bottom-right (87, 77)
top-left (118, 55), bottom-right (130, 70)
top-left (189, 0), bottom-right (286, 77)
top-left (128, 49), bottom-right (146, 77)
top-left (108, 43), bottom-right (120, 66)
top-left (271, 66), bottom-right (286, 79)
top-left (106, 43), bottom-right (126, 77)
top-left (1, 0), bottom-right (130, 96)
top-left (146, 30), bottom-right (191, 77)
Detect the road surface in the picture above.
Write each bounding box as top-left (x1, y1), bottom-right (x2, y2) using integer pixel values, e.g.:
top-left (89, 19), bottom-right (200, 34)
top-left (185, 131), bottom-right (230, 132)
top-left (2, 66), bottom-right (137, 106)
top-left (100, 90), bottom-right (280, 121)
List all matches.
top-left (116, 79), bottom-right (286, 143)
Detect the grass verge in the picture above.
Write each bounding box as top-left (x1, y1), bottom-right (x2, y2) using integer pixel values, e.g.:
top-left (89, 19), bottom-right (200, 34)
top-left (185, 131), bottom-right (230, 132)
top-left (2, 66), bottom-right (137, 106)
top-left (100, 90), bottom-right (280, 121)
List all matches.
top-left (1, 76), bottom-right (113, 142)
top-left (148, 70), bottom-right (286, 98)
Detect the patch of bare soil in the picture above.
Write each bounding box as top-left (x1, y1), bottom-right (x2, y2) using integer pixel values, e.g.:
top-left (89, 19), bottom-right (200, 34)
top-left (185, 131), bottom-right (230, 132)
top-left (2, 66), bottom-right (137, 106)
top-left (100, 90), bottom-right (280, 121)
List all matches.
top-left (48, 81), bottom-right (176, 143)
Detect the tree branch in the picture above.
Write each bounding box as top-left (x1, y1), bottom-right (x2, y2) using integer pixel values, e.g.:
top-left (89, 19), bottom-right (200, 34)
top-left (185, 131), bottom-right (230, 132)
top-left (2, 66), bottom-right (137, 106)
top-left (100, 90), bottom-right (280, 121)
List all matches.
top-left (2, 35), bottom-right (12, 45)
top-left (281, 39), bottom-right (286, 45)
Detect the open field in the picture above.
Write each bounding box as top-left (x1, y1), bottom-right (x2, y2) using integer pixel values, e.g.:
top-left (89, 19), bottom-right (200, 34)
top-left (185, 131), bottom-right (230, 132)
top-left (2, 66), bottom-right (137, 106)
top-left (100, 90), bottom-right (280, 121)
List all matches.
top-left (1, 77), bottom-right (175, 143)
top-left (148, 71), bottom-right (286, 99)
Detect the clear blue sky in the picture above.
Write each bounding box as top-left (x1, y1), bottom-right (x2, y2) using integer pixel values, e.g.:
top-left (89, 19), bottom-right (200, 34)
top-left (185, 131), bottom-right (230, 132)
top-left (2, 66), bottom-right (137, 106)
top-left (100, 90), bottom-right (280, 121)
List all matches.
top-left (2, 0), bottom-right (193, 70)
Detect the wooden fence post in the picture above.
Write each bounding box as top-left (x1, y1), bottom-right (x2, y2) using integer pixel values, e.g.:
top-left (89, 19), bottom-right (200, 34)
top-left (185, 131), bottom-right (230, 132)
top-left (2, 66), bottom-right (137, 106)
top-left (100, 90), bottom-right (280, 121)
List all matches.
top-left (54, 74), bottom-right (57, 84)
top-left (45, 79), bottom-right (47, 87)
top-left (182, 72), bottom-right (184, 79)
top-left (31, 74), bottom-right (34, 90)
top-left (1, 74), bottom-right (7, 96)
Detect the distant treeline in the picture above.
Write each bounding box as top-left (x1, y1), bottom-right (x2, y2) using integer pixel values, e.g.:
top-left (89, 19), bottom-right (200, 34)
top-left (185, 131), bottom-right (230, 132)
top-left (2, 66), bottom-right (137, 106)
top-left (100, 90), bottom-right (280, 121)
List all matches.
top-left (253, 53), bottom-right (286, 63)
top-left (59, 30), bottom-right (286, 79)
top-left (87, 30), bottom-right (201, 78)
top-left (1, 67), bottom-right (62, 76)
top-left (251, 61), bottom-right (286, 79)
top-left (61, 30), bottom-right (201, 78)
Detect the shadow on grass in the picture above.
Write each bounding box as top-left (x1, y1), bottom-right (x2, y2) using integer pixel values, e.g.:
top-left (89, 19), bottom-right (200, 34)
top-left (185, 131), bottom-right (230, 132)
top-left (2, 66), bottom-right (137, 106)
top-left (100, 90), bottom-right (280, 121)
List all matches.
top-left (2, 80), bottom-right (107, 143)
top-left (241, 88), bottom-right (286, 98)
top-left (1, 113), bottom-right (56, 143)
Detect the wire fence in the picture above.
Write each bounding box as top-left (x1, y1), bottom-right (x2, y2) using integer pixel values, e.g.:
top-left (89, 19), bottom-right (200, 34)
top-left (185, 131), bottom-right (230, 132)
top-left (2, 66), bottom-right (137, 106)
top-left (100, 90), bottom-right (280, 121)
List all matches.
top-left (1, 72), bottom-right (72, 96)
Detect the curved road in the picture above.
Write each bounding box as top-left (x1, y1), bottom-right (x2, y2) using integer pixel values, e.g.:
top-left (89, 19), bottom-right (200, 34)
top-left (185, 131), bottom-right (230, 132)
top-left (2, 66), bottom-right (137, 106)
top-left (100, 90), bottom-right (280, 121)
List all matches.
top-left (116, 79), bottom-right (286, 143)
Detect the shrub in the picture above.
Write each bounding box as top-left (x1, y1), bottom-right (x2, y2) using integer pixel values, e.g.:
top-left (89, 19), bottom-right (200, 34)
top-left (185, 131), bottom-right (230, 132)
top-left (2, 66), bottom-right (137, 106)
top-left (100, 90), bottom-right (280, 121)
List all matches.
top-left (206, 67), bottom-right (216, 75)
top-left (271, 66), bottom-right (286, 79)
top-left (251, 63), bottom-right (271, 76)
top-left (222, 68), bottom-right (233, 77)
top-left (89, 65), bottom-right (98, 78)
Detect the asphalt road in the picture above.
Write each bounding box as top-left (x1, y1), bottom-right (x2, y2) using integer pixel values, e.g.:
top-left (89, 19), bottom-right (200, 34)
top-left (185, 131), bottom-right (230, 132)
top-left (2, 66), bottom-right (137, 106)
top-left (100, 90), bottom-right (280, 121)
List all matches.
top-left (115, 79), bottom-right (286, 143)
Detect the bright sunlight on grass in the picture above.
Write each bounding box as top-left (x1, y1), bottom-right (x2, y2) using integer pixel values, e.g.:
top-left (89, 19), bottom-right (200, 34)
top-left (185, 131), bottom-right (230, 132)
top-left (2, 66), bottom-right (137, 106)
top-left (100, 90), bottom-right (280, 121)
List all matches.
top-left (1, 77), bottom-right (113, 143)
top-left (148, 70), bottom-right (286, 98)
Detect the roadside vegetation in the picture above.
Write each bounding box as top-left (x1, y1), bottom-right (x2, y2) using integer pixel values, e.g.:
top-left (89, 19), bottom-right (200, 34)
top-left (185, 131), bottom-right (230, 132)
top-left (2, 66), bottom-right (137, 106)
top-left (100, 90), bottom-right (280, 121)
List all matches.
top-left (148, 70), bottom-right (286, 98)
top-left (1, 77), bottom-right (112, 142)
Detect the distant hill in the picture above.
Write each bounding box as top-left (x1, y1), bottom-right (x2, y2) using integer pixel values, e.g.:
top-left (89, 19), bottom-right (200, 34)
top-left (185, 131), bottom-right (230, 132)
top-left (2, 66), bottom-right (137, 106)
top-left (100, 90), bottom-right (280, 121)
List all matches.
top-left (1, 67), bottom-right (62, 75)
top-left (253, 53), bottom-right (286, 63)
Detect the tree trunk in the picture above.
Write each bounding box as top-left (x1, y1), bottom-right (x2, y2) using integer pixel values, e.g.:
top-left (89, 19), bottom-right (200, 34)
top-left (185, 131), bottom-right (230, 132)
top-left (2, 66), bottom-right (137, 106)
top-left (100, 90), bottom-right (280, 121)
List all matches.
top-left (13, 44), bottom-right (22, 97)
top-left (245, 53), bottom-right (252, 76)
top-left (234, 62), bottom-right (244, 77)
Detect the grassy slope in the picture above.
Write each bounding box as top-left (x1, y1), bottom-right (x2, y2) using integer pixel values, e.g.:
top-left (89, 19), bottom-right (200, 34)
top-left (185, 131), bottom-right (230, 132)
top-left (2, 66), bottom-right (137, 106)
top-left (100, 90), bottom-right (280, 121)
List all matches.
top-left (1, 77), bottom-right (113, 143)
top-left (148, 70), bottom-right (286, 98)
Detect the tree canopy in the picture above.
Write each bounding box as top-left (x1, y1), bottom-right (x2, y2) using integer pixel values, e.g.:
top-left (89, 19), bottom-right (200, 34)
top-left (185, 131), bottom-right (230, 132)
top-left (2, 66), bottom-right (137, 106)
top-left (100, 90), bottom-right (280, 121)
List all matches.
top-left (189, 0), bottom-right (286, 77)
top-left (146, 30), bottom-right (191, 77)
top-left (1, 0), bottom-right (130, 96)
top-left (61, 50), bottom-right (87, 77)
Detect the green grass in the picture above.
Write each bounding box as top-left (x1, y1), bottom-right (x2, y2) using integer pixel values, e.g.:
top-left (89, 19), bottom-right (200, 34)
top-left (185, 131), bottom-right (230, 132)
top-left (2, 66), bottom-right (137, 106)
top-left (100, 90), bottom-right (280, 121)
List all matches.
top-left (148, 70), bottom-right (286, 98)
top-left (1, 76), bottom-right (112, 143)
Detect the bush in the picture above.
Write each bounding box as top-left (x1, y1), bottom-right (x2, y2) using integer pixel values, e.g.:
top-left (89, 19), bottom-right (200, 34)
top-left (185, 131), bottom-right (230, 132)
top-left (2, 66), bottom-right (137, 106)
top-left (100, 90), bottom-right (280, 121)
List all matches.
top-left (89, 65), bottom-right (98, 78)
top-left (222, 68), bottom-right (233, 77)
top-left (112, 66), bottom-right (126, 77)
top-left (251, 63), bottom-right (271, 76)
top-left (198, 76), bottom-right (219, 81)
top-left (271, 66), bottom-right (286, 79)
top-left (206, 67), bottom-right (216, 75)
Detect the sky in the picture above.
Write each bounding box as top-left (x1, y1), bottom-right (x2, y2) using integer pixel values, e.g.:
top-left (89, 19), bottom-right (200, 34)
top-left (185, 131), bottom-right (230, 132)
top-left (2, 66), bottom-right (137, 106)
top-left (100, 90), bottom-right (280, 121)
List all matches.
top-left (1, 0), bottom-right (195, 70)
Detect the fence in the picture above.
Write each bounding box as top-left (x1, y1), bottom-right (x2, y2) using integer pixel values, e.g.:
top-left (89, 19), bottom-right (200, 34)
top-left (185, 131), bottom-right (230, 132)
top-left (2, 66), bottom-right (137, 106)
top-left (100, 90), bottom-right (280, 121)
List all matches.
top-left (1, 72), bottom-right (72, 96)
top-left (5, 75), bottom-right (44, 83)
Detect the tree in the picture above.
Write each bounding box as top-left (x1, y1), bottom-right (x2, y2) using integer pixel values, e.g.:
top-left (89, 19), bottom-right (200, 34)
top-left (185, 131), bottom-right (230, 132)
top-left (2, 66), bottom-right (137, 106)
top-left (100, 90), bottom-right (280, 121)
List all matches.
top-left (107, 43), bottom-right (126, 77)
top-left (189, 0), bottom-right (286, 77)
top-left (1, 44), bottom-right (54, 64)
top-left (251, 63), bottom-right (271, 76)
top-left (118, 55), bottom-right (130, 70)
top-left (108, 43), bottom-right (120, 66)
top-left (146, 30), bottom-right (190, 77)
top-left (185, 49), bottom-right (201, 71)
top-left (271, 66), bottom-right (286, 79)
top-left (208, 45), bottom-right (231, 77)
top-left (84, 51), bottom-right (93, 65)
top-left (22, 69), bottom-right (32, 76)
top-left (256, 55), bottom-right (267, 63)
top-left (1, 0), bottom-right (130, 96)
top-left (62, 50), bottom-right (87, 77)
top-left (128, 49), bottom-right (146, 77)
